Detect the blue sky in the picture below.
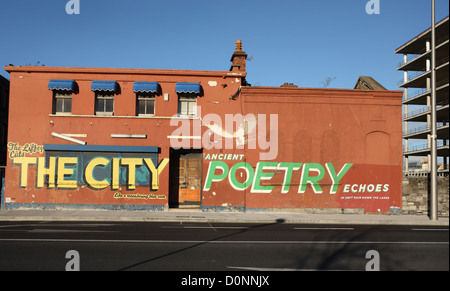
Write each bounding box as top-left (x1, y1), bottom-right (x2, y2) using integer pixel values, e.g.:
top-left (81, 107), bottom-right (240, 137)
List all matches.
top-left (0, 0), bottom-right (448, 90)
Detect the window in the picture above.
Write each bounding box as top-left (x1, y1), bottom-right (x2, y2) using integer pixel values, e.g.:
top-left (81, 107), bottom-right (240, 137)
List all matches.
top-left (53, 91), bottom-right (72, 115)
top-left (137, 93), bottom-right (155, 116)
top-left (178, 93), bottom-right (197, 116)
top-left (95, 92), bottom-right (114, 116)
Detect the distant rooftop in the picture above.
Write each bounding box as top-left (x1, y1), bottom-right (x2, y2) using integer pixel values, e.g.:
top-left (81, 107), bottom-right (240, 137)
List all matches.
top-left (354, 76), bottom-right (387, 90)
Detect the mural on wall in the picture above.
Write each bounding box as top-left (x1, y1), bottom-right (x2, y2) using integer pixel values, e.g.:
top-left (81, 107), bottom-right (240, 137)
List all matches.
top-left (8, 143), bottom-right (169, 192)
top-left (202, 153), bottom-right (399, 212)
top-left (6, 143), bottom-right (399, 212)
top-left (7, 142), bottom-right (44, 159)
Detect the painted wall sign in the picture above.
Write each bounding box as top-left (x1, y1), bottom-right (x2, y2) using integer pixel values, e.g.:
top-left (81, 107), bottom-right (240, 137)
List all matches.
top-left (113, 192), bottom-right (167, 200)
top-left (10, 145), bottom-right (168, 191)
top-left (202, 159), bottom-right (397, 213)
top-left (203, 161), bottom-right (356, 194)
top-left (7, 142), bottom-right (44, 159)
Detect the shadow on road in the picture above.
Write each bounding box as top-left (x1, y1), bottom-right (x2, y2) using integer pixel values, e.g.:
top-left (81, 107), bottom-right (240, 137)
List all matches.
top-left (117, 219), bottom-right (286, 271)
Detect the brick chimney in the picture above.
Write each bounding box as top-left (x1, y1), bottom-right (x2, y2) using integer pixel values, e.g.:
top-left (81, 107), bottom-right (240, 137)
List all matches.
top-left (230, 40), bottom-right (247, 72)
top-left (280, 83), bottom-right (298, 88)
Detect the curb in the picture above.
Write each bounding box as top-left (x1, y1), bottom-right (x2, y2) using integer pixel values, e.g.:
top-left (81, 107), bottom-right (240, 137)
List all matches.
top-left (0, 211), bottom-right (448, 226)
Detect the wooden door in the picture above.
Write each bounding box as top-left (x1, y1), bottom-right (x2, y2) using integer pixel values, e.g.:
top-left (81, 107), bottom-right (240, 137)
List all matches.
top-left (179, 154), bottom-right (202, 204)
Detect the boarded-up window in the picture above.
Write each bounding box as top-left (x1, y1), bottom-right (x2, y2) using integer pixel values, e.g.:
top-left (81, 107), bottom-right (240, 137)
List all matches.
top-left (366, 131), bottom-right (390, 165)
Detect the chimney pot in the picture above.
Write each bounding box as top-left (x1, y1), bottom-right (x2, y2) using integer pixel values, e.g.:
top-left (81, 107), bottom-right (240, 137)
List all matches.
top-left (230, 40), bottom-right (247, 72)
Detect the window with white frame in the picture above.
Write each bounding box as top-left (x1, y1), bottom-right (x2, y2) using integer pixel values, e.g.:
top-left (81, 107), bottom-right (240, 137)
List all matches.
top-left (178, 93), bottom-right (197, 116)
top-left (137, 92), bottom-right (155, 116)
top-left (95, 92), bottom-right (114, 116)
top-left (53, 91), bottom-right (72, 115)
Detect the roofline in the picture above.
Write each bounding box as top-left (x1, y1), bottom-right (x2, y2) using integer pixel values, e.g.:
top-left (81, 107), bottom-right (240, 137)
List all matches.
top-left (395, 16), bottom-right (449, 53)
top-left (240, 86), bottom-right (403, 94)
top-left (4, 66), bottom-right (247, 78)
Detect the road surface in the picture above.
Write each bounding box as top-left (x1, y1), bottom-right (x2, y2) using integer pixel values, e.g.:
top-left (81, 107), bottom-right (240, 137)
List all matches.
top-left (0, 221), bottom-right (448, 271)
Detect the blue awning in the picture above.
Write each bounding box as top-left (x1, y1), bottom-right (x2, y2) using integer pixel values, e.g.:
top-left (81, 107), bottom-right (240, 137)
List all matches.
top-left (91, 81), bottom-right (118, 92)
top-left (48, 80), bottom-right (77, 91)
top-left (176, 83), bottom-right (202, 94)
top-left (133, 82), bottom-right (159, 93)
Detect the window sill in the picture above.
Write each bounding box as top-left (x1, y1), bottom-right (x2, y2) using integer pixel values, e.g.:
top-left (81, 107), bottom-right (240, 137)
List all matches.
top-left (95, 112), bottom-right (114, 117)
top-left (49, 114), bottom-right (200, 120)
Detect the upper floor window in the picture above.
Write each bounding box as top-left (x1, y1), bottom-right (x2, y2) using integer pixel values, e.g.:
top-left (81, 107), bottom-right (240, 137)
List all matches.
top-left (48, 80), bottom-right (77, 115)
top-left (133, 82), bottom-right (159, 117)
top-left (95, 92), bottom-right (114, 116)
top-left (91, 81), bottom-right (119, 116)
top-left (178, 93), bottom-right (197, 116)
top-left (137, 92), bottom-right (155, 116)
top-left (53, 91), bottom-right (72, 115)
top-left (176, 83), bottom-right (202, 117)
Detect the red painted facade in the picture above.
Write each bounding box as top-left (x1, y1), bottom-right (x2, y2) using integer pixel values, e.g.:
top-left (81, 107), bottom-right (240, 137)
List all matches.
top-left (3, 45), bottom-right (403, 213)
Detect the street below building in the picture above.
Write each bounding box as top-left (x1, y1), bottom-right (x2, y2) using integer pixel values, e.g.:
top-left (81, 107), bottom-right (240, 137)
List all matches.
top-left (0, 221), bottom-right (448, 271)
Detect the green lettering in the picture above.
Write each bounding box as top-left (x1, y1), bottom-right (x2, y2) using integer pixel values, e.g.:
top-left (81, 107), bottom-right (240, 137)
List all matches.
top-left (203, 161), bottom-right (228, 191)
top-left (278, 162), bottom-right (303, 193)
top-left (299, 163), bottom-right (325, 194)
top-left (326, 163), bottom-right (353, 194)
top-left (229, 162), bottom-right (254, 191)
top-left (251, 162), bottom-right (278, 193)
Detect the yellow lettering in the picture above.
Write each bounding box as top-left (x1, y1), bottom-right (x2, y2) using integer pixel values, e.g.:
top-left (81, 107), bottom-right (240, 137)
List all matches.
top-left (111, 158), bottom-right (120, 190)
top-left (85, 157), bottom-right (110, 189)
top-left (57, 157), bottom-right (78, 189)
top-left (37, 157), bottom-right (56, 188)
top-left (144, 158), bottom-right (169, 190)
top-left (13, 157), bottom-right (37, 188)
top-left (121, 158), bottom-right (143, 190)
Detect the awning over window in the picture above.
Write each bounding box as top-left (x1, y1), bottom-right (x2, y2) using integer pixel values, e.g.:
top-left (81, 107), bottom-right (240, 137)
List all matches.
top-left (175, 83), bottom-right (202, 94)
top-left (48, 80), bottom-right (77, 91)
top-left (91, 81), bottom-right (119, 92)
top-left (133, 82), bottom-right (159, 93)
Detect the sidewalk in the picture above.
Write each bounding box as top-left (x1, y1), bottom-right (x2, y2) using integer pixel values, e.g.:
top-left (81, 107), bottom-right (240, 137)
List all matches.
top-left (0, 208), bottom-right (448, 226)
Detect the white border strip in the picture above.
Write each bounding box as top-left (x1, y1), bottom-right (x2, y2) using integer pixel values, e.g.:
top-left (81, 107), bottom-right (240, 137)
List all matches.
top-left (52, 132), bottom-right (86, 145)
top-left (111, 134), bottom-right (147, 139)
top-left (167, 136), bottom-right (201, 140)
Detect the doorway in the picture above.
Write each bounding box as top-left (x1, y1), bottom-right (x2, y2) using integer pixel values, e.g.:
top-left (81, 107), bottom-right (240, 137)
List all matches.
top-left (169, 149), bottom-right (202, 209)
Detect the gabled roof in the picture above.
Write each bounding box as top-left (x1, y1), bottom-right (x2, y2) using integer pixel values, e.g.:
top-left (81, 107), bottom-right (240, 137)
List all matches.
top-left (354, 76), bottom-right (387, 90)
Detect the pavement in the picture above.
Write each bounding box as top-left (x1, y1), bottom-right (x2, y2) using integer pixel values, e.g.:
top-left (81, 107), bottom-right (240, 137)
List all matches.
top-left (0, 208), bottom-right (448, 225)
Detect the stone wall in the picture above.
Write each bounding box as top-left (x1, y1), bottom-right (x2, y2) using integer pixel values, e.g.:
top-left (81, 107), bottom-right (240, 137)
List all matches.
top-left (402, 176), bottom-right (449, 216)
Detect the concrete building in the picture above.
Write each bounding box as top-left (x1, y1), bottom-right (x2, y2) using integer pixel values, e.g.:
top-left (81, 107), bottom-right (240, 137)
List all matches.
top-left (396, 16), bottom-right (449, 176)
top-left (2, 41), bottom-right (403, 214)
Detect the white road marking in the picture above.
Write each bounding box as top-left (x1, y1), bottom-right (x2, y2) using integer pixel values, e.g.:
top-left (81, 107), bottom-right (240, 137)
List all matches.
top-left (294, 227), bottom-right (354, 230)
top-left (161, 226), bottom-right (249, 229)
top-left (0, 239), bottom-right (447, 245)
top-left (27, 229), bottom-right (118, 233)
top-left (227, 266), bottom-right (359, 271)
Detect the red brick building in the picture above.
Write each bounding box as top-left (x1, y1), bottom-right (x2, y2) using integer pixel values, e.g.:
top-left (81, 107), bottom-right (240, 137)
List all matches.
top-left (2, 41), bottom-right (403, 213)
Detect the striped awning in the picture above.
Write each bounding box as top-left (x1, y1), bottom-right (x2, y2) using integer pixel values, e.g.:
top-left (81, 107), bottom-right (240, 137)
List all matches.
top-left (175, 83), bottom-right (202, 94)
top-left (133, 82), bottom-right (159, 93)
top-left (91, 81), bottom-right (119, 92)
top-left (48, 80), bottom-right (77, 91)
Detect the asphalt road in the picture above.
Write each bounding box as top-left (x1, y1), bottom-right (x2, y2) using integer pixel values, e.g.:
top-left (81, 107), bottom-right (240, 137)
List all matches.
top-left (0, 221), bottom-right (448, 271)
